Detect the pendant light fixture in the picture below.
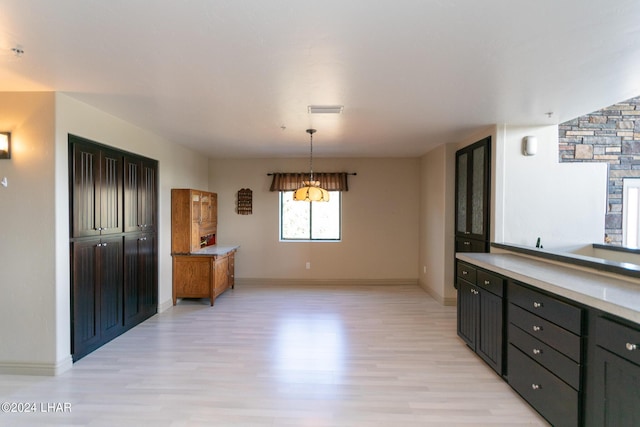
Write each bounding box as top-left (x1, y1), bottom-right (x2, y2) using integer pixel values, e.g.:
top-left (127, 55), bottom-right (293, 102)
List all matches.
top-left (293, 129), bottom-right (330, 202)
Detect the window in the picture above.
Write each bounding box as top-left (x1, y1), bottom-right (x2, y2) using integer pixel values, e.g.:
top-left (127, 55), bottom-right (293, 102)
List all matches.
top-left (623, 179), bottom-right (640, 247)
top-left (280, 191), bottom-right (341, 241)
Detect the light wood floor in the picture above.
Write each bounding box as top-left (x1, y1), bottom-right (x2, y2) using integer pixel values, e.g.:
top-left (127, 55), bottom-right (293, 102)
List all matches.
top-left (1, 283), bottom-right (548, 426)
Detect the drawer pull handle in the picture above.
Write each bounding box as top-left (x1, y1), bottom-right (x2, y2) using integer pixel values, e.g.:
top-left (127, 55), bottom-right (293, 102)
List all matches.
top-left (463, 241), bottom-right (471, 246)
top-left (531, 384), bottom-right (541, 390)
top-left (532, 326), bottom-right (542, 332)
top-left (484, 280), bottom-right (490, 285)
top-left (533, 302), bottom-right (543, 308)
top-left (532, 348), bottom-right (542, 355)
top-left (626, 343), bottom-right (638, 351)
top-left (462, 271), bottom-right (468, 275)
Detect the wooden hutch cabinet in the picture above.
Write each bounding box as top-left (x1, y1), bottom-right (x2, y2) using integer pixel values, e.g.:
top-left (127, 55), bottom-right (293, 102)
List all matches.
top-left (69, 135), bottom-right (158, 361)
top-left (171, 188), bottom-right (236, 306)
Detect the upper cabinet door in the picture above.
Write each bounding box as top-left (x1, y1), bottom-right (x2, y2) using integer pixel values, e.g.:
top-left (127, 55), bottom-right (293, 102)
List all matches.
top-left (455, 137), bottom-right (491, 247)
top-left (124, 156), bottom-right (157, 233)
top-left (72, 142), bottom-right (101, 237)
top-left (98, 148), bottom-right (123, 235)
top-left (470, 143), bottom-right (488, 237)
top-left (456, 151), bottom-right (468, 235)
top-left (71, 139), bottom-right (123, 237)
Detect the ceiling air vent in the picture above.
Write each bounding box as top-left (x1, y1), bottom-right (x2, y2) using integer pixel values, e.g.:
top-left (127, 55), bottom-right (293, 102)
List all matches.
top-left (308, 105), bottom-right (344, 114)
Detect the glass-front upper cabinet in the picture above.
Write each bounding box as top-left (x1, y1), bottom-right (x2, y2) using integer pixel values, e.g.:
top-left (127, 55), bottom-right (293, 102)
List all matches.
top-left (455, 137), bottom-right (491, 252)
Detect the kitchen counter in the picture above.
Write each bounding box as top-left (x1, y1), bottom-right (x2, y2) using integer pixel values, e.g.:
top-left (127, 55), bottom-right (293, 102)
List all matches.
top-left (456, 252), bottom-right (640, 324)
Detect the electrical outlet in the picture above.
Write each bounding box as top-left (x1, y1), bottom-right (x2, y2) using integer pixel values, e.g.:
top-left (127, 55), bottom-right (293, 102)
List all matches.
top-left (306, 261), bottom-right (311, 270)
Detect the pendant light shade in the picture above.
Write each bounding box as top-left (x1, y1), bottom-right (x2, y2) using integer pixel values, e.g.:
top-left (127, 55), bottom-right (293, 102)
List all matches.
top-left (293, 129), bottom-right (330, 202)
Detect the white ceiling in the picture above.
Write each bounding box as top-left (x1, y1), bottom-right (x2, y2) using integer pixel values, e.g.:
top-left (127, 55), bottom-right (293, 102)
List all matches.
top-left (1, 0), bottom-right (640, 158)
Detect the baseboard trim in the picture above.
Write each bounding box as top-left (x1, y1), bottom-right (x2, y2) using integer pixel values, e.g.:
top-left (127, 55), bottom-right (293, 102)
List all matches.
top-left (0, 355), bottom-right (73, 376)
top-left (235, 278), bottom-right (418, 287)
top-left (158, 298), bottom-right (174, 313)
top-left (418, 282), bottom-right (457, 306)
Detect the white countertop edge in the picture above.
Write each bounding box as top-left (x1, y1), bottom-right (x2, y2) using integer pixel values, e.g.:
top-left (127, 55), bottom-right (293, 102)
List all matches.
top-left (187, 244), bottom-right (240, 256)
top-left (457, 252), bottom-right (640, 325)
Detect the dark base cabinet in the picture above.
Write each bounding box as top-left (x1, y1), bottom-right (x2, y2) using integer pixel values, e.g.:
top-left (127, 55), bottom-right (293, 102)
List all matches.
top-left (456, 261), bottom-right (505, 376)
top-left (586, 315), bottom-right (640, 426)
top-left (507, 281), bottom-right (583, 427)
top-left (458, 257), bottom-right (640, 427)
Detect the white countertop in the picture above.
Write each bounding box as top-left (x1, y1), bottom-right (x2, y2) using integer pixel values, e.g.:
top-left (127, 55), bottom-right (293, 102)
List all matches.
top-left (187, 245), bottom-right (239, 256)
top-left (457, 252), bottom-right (640, 324)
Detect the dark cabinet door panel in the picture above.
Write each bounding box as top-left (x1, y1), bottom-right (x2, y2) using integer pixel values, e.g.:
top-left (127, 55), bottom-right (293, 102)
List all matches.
top-left (591, 347), bottom-right (640, 427)
top-left (457, 280), bottom-right (477, 349)
top-left (98, 150), bottom-right (123, 234)
top-left (477, 291), bottom-right (503, 371)
top-left (71, 241), bottom-right (100, 357)
top-left (72, 143), bottom-right (100, 237)
top-left (98, 237), bottom-right (124, 341)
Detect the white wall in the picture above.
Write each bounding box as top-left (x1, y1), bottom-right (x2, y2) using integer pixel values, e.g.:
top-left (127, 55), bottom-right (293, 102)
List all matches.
top-left (209, 157), bottom-right (420, 283)
top-left (0, 91), bottom-right (210, 375)
top-left (0, 92), bottom-right (57, 373)
top-left (418, 143), bottom-right (454, 304)
top-left (495, 124), bottom-right (607, 248)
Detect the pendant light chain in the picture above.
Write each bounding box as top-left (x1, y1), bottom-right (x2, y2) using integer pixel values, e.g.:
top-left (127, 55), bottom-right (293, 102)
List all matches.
top-left (307, 128), bottom-right (316, 182)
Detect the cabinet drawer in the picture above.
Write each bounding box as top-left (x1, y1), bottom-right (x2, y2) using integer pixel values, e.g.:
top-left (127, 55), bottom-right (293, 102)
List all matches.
top-left (508, 344), bottom-right (579, 427)
top-left (477, 270), bottom-right (504, 297)
top-left (509, 282), bottom-right (582, 334)
top-left (509, 323), bottom-right (580, 390)
top-left (456, 262), bottom-right (477, 283)
top-left (596, 316), bottom-right (640, 366)
top-left (509, 304), bottom-right (581, 362)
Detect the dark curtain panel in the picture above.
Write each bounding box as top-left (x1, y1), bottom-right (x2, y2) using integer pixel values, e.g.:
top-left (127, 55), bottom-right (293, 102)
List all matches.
top-left (269, 172), bottom-right (349, 191)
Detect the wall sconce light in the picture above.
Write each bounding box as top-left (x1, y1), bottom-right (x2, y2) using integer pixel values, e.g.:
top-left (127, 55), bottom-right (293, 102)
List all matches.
top-left (523, 136), bottom-right (537, 156)
top-left (0, 132), bottom-right (11, 159)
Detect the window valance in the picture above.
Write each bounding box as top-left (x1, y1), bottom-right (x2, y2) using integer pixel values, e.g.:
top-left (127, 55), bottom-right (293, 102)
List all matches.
top-left (269, 172), bottom-right (351, 192)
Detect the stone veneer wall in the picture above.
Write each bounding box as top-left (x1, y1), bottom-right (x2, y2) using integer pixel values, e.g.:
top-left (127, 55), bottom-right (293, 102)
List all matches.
top-left (559, 95), bottom-right (640, 245)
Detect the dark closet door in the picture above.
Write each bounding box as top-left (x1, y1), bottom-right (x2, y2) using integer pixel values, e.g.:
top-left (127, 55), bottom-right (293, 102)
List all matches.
top-left (71, 143), bottom-right (101, 238)
top-left (124, 233), bottom-right (157, 327)
top-left (98, 148), bottom-right (123, 235)
top-left (71, 236), bottom-right (123, 360)
top-left (71, 240), bottom-right (101, 358)
top-left (71, 140), bottom-right (122, 237)
top-left (124, 156), bottom-right (157, 233)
